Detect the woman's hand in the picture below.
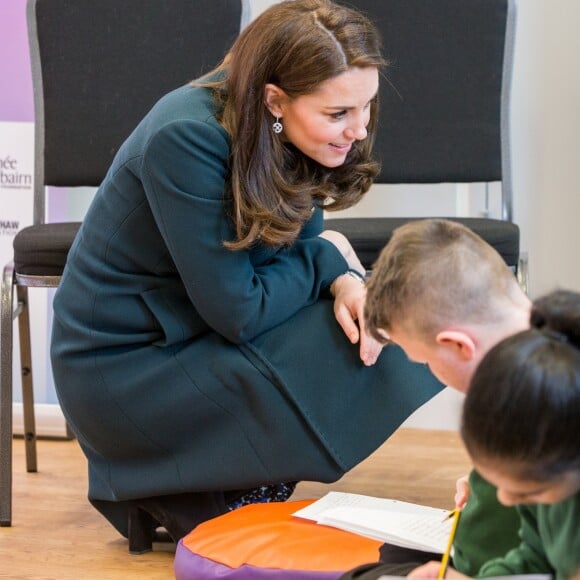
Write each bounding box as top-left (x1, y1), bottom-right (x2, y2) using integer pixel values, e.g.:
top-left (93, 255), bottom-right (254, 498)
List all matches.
top-left (408, 561), bottom-right (469, 579)
top-left (319, 229), bottom-right (383, 365)
top-left (330, 272), bottom-right (383, 366)
top-left (454, 475), bottom-right (470, 509)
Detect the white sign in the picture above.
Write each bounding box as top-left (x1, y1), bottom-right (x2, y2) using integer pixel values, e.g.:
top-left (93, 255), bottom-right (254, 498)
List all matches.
top-left (0, 121), bottom-right (34, 243)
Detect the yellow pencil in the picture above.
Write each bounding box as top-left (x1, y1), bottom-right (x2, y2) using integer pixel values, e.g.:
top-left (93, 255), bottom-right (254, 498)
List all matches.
top-left (437, 509), bottom-right (461, 579)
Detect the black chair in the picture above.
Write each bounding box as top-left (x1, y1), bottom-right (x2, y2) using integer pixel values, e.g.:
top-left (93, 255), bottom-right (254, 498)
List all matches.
top-left (0, 0), bottom-right (250, 528)
top-left (326, 0), bottom-right (526, 290)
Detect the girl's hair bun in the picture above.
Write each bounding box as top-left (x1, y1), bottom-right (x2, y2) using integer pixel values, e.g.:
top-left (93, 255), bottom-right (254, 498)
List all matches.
top-left (530, 289), bottom-right (580, 349)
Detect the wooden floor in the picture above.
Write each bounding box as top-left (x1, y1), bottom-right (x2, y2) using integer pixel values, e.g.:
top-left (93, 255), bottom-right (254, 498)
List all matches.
top-left (2, 428), bottom-right (471, 579)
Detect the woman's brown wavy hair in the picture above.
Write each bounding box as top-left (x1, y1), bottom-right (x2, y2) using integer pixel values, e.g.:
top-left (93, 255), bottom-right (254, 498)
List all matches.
top-left (197, 0), bottom-right (385, 249)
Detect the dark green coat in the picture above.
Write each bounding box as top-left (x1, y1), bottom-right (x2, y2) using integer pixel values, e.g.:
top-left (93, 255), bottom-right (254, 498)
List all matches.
top-left (50, 83), bottom-right (442, 529)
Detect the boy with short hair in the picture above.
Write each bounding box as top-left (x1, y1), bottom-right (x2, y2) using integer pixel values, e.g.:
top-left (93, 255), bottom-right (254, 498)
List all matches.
top-left (365, 218), bottom-right (531, 394)
top-left (343, 219), bottom-right (532, 578)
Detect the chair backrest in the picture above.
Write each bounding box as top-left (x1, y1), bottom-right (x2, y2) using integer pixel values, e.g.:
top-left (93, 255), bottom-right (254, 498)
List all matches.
top-left (338, 0), bottom-right (516, 221)
top-left (27, 0), bottom-right (251, 224)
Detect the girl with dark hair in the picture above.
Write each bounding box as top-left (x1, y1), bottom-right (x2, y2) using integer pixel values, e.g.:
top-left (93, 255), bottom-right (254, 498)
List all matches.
top-left (410, 289), bottom-right (580, 579)
top-left (49, 0), bottom-right (442, 551)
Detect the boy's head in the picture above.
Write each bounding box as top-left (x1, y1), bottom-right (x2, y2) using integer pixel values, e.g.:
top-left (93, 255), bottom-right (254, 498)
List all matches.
top-left (364, 219), bottom-right (530, 392)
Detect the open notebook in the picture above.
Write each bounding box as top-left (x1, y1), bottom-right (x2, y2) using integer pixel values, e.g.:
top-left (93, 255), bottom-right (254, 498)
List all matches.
top-left (293, 491), bottom-right (454, 554)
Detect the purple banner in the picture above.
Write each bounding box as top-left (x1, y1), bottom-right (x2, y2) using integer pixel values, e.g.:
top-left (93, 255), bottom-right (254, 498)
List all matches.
top-left (0, 0), bottom-right (33, 122)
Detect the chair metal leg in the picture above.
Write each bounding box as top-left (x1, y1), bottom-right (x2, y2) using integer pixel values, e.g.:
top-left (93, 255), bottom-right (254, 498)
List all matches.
top-left (0, 262), bottom-right (15, 526)
top-left (17, 285), bottom-right (37, 473)
top-left (517, 251), bottom-right (530, 296)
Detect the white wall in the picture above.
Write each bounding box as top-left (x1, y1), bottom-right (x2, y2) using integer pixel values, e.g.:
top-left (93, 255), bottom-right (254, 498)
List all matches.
top-left (510, 0), bottom-right (580, 297)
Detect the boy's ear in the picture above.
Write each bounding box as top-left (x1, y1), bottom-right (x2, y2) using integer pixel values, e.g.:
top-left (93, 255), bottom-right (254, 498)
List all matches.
top-left (264, 83), bottom-right (287, 117)
top-left (435, 330), bottom-right (476, 361)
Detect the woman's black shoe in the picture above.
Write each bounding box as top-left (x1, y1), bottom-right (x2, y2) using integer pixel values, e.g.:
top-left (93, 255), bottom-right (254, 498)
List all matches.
top-left (127, 492), bottom-right (228, 555)
top-left (128, 506), bottom-right (170, 555)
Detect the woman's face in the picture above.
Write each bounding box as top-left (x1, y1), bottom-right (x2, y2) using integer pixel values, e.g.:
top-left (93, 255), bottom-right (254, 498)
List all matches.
top-left (474, 458), bottom-right (580, 506)
top-left (272, 66), bottom-right (379, 168)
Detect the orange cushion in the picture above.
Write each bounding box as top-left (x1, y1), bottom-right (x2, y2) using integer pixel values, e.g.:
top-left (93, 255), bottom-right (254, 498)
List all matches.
top-left (181, 499), bottom-right (381, 572)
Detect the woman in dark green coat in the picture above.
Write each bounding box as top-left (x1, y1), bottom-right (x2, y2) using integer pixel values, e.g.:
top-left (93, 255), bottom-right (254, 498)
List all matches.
top-left (50, 0), bottom-right (442, 551)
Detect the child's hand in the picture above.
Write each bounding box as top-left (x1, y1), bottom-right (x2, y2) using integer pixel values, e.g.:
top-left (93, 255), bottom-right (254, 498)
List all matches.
top-left (407, 561), bottom-right (469, 579)
top-left (454, 474), bottom-right (470, 509)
